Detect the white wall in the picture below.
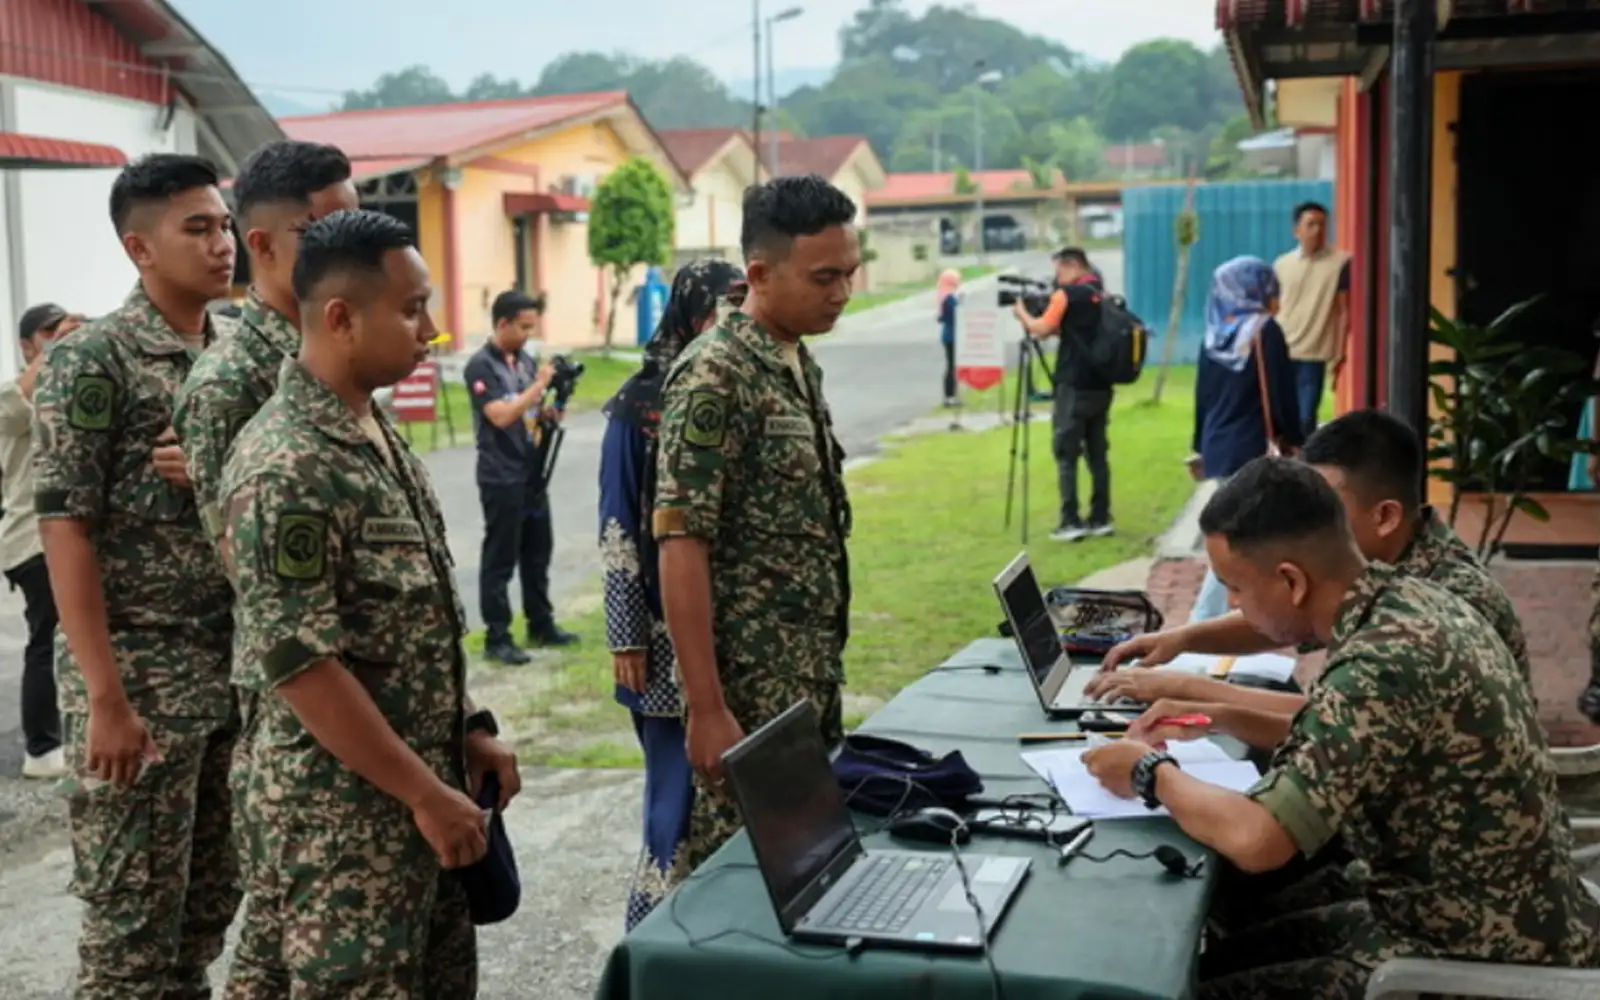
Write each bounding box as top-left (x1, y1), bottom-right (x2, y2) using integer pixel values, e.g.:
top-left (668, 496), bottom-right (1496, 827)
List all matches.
top-left (675, 158), bottom-right (747, 259)
top-left (8, 80), bottom-right (197, 354)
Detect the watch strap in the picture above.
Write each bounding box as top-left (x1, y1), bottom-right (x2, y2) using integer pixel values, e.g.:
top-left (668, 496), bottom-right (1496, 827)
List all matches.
top-left (465, 708), bottom-right (499, 737)
top-left (1133, 752), bottom-right (1179, 809)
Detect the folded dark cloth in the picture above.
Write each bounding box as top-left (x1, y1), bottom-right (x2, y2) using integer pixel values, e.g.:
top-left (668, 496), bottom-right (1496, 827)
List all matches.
top-left (453, 772), bottom-right (521, 925)
top-left (833, 733), bottom-right (984, 816)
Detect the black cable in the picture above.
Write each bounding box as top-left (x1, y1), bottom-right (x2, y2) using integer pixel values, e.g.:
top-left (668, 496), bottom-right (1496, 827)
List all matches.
top-left (930, 662), bottom-right (1015, 674)
top-left (1072, 846), bottom-right (1205, 878)
top-left (667, 863), bottom-right (850, 961)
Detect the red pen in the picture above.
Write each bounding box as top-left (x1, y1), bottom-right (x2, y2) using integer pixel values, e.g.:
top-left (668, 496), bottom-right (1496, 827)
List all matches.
top-left (1153, 713), bottom-right (1212, 728)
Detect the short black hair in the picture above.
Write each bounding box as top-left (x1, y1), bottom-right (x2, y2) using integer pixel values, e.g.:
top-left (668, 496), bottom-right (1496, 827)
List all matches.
top-left (491, 290), bottom-right (545, 325)
top-left (1052, 247), bottom-right (1090, 269)
top-left (1199, 456), bottom-right (1349, 559)
top-left (292, 209), bottom-right (416, 304)
top-left (232, 141), bottom-right (353, 225)
top-left (1294, 201), bottom-right (1329, 223)
top-left (1301, 409), bottom-right (1424, 512)
top-left (109, 153), bottom-right (222, 235)
top-left (18, 303), bottom-right (68, 341)
top-left (740, 174), bottom-right (857, 260)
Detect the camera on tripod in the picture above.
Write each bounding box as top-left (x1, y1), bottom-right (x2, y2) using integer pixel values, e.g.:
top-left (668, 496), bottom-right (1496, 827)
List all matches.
top-left (997, 274), bottom-right (1054, 315)
top-left (545, 354), bottom-right (586, 409)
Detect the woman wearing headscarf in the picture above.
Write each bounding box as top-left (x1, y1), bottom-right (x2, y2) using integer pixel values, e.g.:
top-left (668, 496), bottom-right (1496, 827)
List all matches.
top-left (599, 258), bottom-right (745, 929)
top-left (1188, 255), bottom-right (1303, 621)
top-left (936, 268), bottom-right (963, 406)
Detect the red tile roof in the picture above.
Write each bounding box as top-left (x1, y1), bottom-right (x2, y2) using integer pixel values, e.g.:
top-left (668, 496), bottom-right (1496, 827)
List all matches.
top-left (1214, 0), bottom-right (1585, 28)
top-left (766, 135), bottom-right (870, 179)
top-left (349, 157), bottom-right (430, 181)
top-left (658, 128), bottom-right (747, 177)
top-left (279, 91), bottom-right (629, 161)
top-left (0, 132), bottom-right (126, 168)
top-left (867, 170), bottom-right (1044, 204)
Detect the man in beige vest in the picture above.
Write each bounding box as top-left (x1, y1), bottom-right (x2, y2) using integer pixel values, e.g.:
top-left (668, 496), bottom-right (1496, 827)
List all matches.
top-left (1273, 202), bottom-right (1350, 439)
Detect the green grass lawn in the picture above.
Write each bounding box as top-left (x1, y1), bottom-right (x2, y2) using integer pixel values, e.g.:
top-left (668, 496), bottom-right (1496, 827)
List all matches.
top-left (473, 365), bottom-right (1202, 768)
top-left (843, 264), bottom-right (997, 316)
top-left (395, 351), bottom-right (643, 455)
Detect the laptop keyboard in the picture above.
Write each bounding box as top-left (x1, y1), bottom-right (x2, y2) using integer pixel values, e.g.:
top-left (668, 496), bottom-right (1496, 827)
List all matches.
top-left (819, 855), bottom-right (952, 934)
top-left (1051, 667), bottom-right (1094, 707)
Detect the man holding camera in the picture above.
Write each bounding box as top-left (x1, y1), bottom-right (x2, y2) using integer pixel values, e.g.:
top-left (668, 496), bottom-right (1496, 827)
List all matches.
top-left (1013, 247), bottom-right (1113, 542)
top-left (465, 290), bottom-right (578, 665)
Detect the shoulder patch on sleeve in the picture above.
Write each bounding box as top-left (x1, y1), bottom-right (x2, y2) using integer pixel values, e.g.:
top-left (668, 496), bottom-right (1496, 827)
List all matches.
top-left (67, 375), bottom-right (114, 431)
top-left (683, 390), bottom-right (729, 449)
top-left (224, 406), bottom-right (254, 444)
top-left (274, 512), bottom-right (328, 580)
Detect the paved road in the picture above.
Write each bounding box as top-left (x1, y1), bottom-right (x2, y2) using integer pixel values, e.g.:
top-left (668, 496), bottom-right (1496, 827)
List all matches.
top-left (0, 250), bottom-right (1134, 997)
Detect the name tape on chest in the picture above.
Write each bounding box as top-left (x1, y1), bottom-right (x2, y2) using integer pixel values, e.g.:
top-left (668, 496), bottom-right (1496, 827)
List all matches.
top-left (361, 517), bottom-right (426, 545)
top-left (764, 414), bottom-right (811, 437)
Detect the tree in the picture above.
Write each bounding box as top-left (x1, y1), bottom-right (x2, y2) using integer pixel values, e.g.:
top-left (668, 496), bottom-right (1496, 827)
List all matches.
top-left (341, 66), bottom-right (455, 111)
top-left (1097, 40), bottom-right (1215, 142)
top-left (1048, 117), bottom-right (1106, 182)
top-left (1151, 176), bottom-right (1200, 404)
top-left (588, 157), bottom-right (675, 352)
top-left (1205, 114), bottom-right (1259, 179)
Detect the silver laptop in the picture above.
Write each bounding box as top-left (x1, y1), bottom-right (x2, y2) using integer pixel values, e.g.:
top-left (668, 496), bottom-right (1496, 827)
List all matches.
top-left (994, 551), bottom-right (1119, 718)
top-left (722, 700), bottom-right (1030, 952)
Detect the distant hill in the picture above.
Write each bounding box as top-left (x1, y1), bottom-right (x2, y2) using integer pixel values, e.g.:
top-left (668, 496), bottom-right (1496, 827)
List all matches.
top-left (256, 91), bottom-right (330, 117)
top-left (725, 65), bottom-right (834, 102)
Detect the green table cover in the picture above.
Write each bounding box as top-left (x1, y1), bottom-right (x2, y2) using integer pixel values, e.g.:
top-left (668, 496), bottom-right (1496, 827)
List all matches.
top-left (597, 638), bottom-right (1216, 1000)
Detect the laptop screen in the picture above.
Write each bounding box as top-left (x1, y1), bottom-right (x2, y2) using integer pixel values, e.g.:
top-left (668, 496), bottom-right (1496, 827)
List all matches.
top-left (999, 560), bottom-right (1062, 684)
top-left (724, 703), bottom-right (857, 917)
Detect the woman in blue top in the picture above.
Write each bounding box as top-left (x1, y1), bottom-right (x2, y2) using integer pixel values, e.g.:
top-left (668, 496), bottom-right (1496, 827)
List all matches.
top-left (1189, 256), bottom-right (1302, 621)
top-left (937, 268), bottom-right (961, 405)
top-left (599, 258), bottom-right (745, 929)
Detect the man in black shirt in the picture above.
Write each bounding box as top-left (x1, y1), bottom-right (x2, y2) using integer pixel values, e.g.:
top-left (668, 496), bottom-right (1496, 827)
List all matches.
top-left (1014, 248), bottom-right (1114, 542)
top-left (464, 290), bottom-right (578, 664)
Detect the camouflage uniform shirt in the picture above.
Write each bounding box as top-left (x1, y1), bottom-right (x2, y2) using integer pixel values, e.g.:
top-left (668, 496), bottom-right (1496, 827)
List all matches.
top-left (1251, 562), bottom-right (1600, 967)
top-left (33, 284), bottom-right (235, 719)
top-left (220, 357), bottom-right (467, 777)
top-left (652, 304), bottom-right (853, 688)
top-left (1394, 504), bottom-right (1531, 682)
top-left (174, 289), bottom-right (300, 548)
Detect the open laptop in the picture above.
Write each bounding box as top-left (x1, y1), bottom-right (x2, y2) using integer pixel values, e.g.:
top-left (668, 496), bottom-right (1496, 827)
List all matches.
top-left (722, 700), bottom-right (1030, 952)
top-left (994, 551), bottom-right (1142, 719)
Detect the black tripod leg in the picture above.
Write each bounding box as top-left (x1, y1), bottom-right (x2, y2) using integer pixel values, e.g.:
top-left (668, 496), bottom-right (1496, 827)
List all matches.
top-left (1004, 341), bottom-right (1029, 530)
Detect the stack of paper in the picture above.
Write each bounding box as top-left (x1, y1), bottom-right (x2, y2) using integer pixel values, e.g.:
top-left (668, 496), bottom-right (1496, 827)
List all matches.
top-left (1152, 652), bottom-right (1297, 685)
top-left (1019, 739), bottom-right (1261, 820)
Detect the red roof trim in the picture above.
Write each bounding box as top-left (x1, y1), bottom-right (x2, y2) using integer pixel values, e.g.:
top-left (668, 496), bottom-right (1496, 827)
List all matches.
top-left (0, 132), bottom-right (126, 168)
top-left (503, 192), bottom-right (590, 215)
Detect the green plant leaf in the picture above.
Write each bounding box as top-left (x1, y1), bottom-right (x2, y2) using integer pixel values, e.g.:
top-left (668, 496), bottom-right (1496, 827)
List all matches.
top-left (1511, 495), bottom-right (1551, 522)
top-left (1488, 294), bottom-right (1546, 333)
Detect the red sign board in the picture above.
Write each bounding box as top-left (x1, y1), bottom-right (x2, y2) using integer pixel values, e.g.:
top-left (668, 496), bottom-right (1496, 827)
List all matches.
top-left (956, 305), bottom-right (1006, 393)
top-left (393, 360), bottom-right (438, 424)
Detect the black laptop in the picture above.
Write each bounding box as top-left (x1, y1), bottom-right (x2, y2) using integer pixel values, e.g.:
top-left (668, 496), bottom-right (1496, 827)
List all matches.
top-left (721, 701), bottom-right (1031, 952)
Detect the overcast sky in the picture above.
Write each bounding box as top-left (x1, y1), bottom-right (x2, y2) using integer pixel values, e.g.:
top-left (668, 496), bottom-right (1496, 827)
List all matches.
top-left (170, 0), bottom-right (1222, 104)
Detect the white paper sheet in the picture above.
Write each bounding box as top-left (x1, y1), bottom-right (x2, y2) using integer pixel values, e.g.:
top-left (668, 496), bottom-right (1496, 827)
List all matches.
top-left (1148, 652), bottom-right (1298, 685)
top-left (1020, 739), bottom-right (1261, 820)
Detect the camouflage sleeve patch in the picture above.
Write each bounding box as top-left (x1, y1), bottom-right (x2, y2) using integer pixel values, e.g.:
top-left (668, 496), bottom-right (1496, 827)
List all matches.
top-left (653, 353), bottom-right (746, 541)
top-left (32, 341), bottom-right (117, 522)
top-left (225, 473), bottom-right (343, 689)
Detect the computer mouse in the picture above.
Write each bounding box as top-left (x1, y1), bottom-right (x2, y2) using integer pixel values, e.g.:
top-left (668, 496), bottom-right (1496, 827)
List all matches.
top-left (888, 807), bottom-right (972, 846)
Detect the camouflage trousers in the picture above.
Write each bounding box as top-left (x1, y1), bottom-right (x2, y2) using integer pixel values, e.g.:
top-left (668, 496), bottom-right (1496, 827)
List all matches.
top-left (225, 759), bottom-right (477, 998)
top-left (1208, 840), bottom-right (1358, 938)
top-left (1199, 900), bottom-right (1381, 1000)
top-left (64, 713), bottom-right (240, 1000)
top-left (670, 675), bottom-right (843, 883)
top-left (225, 689), bottom-right (290, 994)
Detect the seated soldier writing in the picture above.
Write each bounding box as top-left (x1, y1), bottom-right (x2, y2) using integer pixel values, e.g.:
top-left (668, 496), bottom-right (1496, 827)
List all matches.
top-left (1087, 408), bottom-right (1530, 750)
top-left (1084, 457), bottom-right (1599, 999)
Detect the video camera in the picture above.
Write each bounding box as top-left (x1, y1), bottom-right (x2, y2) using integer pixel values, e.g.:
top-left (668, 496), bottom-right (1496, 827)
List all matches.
top-left (545, 354), bottom-right (586, 410)
top-left (997, 274), bottom-right (1054, 315)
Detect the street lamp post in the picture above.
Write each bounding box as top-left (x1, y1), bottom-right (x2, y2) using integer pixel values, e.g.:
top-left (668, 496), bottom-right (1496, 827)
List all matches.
top-left (766, 6), bottom-right (803, 176)
top-left (971, 63), bottom-right (1003, 261)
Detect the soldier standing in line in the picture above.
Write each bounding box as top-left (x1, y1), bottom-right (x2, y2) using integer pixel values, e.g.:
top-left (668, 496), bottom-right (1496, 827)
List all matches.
top-left (32, 154), bottom-right (241, 1000)
top-left (1084, 458), bottom-right (1600, 999)
top-left (172, 138), bottom-right (358, 994)
top-left (219, 210), bottom-right (520, 996)
top-left (654, 175), bottom-right (858, 876)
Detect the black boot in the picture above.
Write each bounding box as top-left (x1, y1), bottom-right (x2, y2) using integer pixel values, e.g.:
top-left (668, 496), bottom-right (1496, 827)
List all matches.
top-left (528, 620), bottom-right (578, 648)
top-left (484, 634), bottom-right (532, 665)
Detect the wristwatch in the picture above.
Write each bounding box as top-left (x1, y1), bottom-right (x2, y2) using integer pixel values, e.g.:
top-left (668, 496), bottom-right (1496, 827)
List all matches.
top-left (1131, 752), bottom-right (1180, 809)
top-left (465, 708), bottom-right (500, 738)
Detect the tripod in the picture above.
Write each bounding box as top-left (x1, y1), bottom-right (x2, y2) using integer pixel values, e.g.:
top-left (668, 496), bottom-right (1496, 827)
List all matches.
top-left (1003, 336), bottom-right (1056, 544)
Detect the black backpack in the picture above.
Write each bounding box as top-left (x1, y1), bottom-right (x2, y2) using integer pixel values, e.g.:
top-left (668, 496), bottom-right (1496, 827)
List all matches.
top-left (1086, 294), bottom-right (1149, 385)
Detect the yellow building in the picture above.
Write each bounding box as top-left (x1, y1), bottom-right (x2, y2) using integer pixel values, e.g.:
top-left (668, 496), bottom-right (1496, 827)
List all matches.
top-left (658, 128), bottom-right (769, 264)
top-left (281, 91), bottom-right (691, 351)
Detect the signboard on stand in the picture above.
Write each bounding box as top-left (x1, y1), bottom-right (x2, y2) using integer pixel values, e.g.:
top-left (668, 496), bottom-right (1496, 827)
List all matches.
top-left (956, 304), bottom-right (1005, 393)
top-left (393, 359), bottom-right (439, 424)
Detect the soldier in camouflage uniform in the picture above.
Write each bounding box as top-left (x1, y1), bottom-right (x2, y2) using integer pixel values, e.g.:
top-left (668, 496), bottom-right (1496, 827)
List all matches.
top-left (219, 210), bottom-right (519, 996)
top-left (1085, 458), bottom-right (1600, 1000)
top-left (655, 176), bottom-right (859, 878)
top-left (32, 154), bottom-right (241, 1000)
top-left (171, 139), bottom-right (357, 994)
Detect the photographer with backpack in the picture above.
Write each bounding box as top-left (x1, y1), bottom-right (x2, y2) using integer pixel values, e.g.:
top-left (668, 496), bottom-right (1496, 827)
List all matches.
top-left (1014, 247), bottom-right (1122, 542)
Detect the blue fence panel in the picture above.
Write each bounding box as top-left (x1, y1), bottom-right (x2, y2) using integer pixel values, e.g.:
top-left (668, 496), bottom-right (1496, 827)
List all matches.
top-left (1123, 179), bottom-right (1334, 364)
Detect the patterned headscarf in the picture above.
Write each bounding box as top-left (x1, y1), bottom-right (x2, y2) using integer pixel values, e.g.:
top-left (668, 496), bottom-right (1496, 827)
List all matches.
top-left (1203, 255), bottom-right (1281, 374)
top-left (603, 258), bottom-right (747, 433)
